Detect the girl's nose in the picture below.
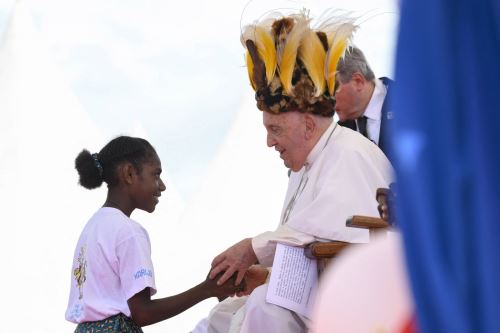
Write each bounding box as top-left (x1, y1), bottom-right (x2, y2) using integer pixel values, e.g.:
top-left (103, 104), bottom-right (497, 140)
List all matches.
top-left (159, 178), bottom-right (166, 192)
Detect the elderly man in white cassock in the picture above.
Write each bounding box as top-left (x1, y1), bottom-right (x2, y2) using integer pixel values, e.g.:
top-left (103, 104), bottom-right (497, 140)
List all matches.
top-left (194, 10), bottom-right (394, 333)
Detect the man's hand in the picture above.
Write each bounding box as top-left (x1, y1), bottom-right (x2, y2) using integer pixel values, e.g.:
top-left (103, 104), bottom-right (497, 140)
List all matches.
top-left (236, 265), bottom-right (269, 297)
top-left (209, 238), bottom-right (258, 286)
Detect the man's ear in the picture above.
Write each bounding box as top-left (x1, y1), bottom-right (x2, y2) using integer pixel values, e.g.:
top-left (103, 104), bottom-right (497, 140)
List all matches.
top-left (304, 114), bottom-right (316, 140)
top-left (351, 72), bottom-right (366, 91)
top-left (117, 162), bottom-right (136, 185)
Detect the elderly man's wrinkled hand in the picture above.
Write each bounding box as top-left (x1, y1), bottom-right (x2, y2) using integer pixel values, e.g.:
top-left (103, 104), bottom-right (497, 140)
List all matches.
top-left (209, 238), bottom-right (258, 286)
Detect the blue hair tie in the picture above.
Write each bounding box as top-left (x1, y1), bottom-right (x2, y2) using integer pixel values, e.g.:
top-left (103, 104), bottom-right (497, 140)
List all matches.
top-left (91, 153), bottom-right (104, 177)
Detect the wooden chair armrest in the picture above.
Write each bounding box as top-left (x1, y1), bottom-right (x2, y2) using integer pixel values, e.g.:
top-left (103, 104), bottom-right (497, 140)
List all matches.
top-left (304, 241), bottom-right (350, 259)
top-left (347, 215), bottom-right (389, 229)
top-left (376, 188), bottom-right (390, 202)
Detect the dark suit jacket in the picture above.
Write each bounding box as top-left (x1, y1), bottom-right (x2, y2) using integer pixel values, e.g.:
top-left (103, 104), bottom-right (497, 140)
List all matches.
top-left (338, 77), bottom-right (394, 158)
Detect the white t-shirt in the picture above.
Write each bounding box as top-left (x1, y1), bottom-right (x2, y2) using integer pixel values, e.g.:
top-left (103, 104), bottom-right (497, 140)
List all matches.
top-left (65, 207), bottom-right (157, 323)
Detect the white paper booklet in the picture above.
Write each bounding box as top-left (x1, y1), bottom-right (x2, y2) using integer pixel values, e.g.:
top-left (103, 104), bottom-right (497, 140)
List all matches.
top-left (265, 243), bottom-right (318, 318)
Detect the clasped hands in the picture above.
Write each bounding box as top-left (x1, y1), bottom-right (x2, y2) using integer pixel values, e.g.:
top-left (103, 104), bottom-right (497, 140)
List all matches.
top-left (208, 238), bottom-right (269, 297)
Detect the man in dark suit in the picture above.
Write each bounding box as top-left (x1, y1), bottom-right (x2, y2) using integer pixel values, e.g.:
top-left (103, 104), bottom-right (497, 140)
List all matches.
top-left (335, 47), bottom-right (394, 157)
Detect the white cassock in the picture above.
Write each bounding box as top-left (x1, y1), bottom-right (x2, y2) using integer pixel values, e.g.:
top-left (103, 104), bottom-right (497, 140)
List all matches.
top-left (194, 122), bottom-right (394, 333)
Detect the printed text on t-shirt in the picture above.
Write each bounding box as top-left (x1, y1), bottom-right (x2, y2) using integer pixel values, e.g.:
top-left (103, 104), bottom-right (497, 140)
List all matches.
top-left (134, 268), bottom-right (153, 279)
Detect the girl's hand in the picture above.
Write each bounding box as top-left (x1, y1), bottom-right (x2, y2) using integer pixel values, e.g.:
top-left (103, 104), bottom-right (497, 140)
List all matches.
top-left (204, 271), bottom-right (245, 299)
top-left (236, 265), bottom-right (269, 297)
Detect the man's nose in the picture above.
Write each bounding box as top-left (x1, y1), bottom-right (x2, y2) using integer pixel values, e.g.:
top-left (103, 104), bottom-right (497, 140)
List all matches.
top-left (267, 133), bottom-right (276, 147)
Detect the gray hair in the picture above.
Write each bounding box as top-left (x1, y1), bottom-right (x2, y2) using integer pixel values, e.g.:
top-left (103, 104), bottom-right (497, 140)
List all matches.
top-left (336, 46), bottom-right (375, 84)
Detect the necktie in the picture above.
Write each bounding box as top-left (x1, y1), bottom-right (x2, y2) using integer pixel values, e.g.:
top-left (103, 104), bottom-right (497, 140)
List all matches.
top-left (357, 116), bottom-right (368, 138)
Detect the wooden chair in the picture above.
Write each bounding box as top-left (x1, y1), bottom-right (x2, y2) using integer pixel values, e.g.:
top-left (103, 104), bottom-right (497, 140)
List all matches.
top-left (304, 186), bottom-right (395, 272)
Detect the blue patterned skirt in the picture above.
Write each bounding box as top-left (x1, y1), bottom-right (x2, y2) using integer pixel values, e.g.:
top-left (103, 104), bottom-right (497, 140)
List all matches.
top-left (75, 313), bottom-right (143, 333)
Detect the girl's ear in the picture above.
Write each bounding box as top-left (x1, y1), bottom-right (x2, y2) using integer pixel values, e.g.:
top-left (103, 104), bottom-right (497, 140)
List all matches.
top-left (117, 162), bottom-right (136, 185)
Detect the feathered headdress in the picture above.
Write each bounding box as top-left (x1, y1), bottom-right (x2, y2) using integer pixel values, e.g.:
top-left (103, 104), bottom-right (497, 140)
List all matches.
top-left (241, 10), bottom-right (357, 116)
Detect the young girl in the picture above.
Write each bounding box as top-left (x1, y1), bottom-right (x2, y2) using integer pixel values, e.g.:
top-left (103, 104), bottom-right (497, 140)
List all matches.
top-left (65, 136), bottom-right (239, 332)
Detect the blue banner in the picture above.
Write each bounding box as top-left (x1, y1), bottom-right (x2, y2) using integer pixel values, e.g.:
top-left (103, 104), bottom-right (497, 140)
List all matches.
top-left (390, 0), bottom-right (500, 331)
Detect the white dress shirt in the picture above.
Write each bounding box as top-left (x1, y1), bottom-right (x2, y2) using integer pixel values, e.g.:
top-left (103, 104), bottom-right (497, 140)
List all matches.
top-left (362, 78), bottom-right (388, 144)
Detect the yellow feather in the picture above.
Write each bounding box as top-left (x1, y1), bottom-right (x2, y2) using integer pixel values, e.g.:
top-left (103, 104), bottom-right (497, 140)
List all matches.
top-left (326, 38), bottom-right (347, 95)
top-left (278, 17), bottom-right (308, 95)
top-left (254, 26), bottom-right (277, 85)
top-left (242, 25), bottom-right (277, 88)
top-left (299, 30), bottom-right (326, 97)
top-left (325, 23), bottom-right (356, 95)
top-left (245, 51), bottom-right (256, 90)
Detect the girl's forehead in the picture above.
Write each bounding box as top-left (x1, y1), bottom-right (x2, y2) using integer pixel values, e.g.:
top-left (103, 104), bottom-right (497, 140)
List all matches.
top-left (147, 153), bottom-right (161, 165)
